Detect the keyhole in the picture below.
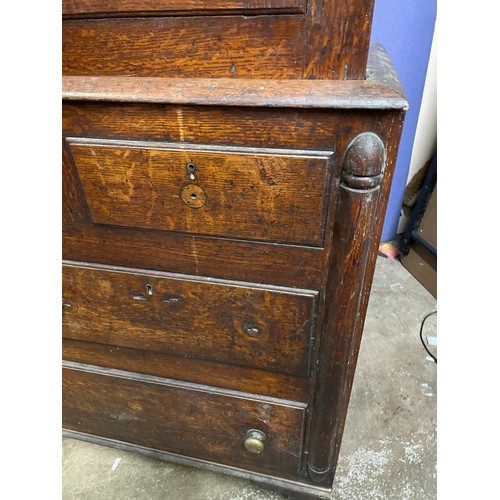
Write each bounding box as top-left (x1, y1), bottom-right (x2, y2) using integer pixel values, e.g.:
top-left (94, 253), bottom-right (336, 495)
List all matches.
top-left (244, 324), bottom-right (260, 335)
top-left (186, 163), bottom-right (196, 180)
top-left (146, 284), bottom-right (153, 295)
top-left (190, 193), bottom-right (197, 200)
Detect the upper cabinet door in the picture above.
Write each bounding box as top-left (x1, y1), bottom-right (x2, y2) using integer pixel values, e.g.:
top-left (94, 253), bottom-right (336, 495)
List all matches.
top-left (62, 0), bottom-right (307, 17)
top-left (62, 0), bottom-right (375, 79)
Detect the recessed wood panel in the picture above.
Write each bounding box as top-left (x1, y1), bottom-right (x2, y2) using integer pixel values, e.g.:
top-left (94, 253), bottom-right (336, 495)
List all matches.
top-left (62, 224), bottom-right (326, 290)
top-left (63, 363), bottom-right (306, 476)
top-left (62, 263), bottom-right (318, 376)
top-left (62, 338), bottom-right (309, 401)
top-left (68, 139), bottom-right (333, 247)
top-left (62, 16), bottom-right (306, 78)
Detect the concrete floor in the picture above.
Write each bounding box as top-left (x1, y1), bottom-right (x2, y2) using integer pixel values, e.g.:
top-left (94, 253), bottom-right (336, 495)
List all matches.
top-left (62, 256), bottom-right (437, 499)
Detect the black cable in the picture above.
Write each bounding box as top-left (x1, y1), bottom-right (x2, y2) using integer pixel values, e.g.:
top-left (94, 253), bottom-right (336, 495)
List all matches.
top-left (420, 310), bottom-right (437, 363)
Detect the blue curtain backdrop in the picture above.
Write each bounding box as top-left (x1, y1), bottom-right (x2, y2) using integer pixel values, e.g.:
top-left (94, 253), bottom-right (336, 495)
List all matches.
top-left (370, 0), bottom-right (437, 242)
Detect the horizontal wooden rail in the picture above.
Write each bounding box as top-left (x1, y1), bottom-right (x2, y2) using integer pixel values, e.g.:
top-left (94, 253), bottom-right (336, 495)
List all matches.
top-left (62, 75), bottom-right (407, 110)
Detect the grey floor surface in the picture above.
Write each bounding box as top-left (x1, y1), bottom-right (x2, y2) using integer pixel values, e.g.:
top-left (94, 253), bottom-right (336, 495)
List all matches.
top-left (62, 256), bottom-right (437, 499)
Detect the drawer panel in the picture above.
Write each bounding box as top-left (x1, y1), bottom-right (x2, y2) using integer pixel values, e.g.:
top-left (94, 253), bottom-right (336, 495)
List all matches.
top-left (68, 139), bottom-right (333, 247)
top-left (62, 263), bottom-right (318, 377)
top-left (63, 363), bottom-right (306, 476)
top-left (62, 223), bottom-right (325, 290)
top-left (63, 338), bottom-right (310, 401)
top-left (63, 0), bottom-right (306, 16)
top-left (62, 16), bottom-right (306, 79)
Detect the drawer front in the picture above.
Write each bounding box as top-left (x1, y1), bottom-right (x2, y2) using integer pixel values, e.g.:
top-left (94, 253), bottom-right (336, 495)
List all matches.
top-left (63, 364), bottom-right (306, 476)
top-left (68, 139), bottom-right (333, 247)
top-left (62, 263), bottom-right (318, 377)
top-left (63, 0), bottom-right (306, 16)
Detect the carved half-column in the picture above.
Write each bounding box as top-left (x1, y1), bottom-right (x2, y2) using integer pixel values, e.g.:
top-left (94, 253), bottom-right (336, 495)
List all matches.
top-left (307, 132), bottom-right (386, 485)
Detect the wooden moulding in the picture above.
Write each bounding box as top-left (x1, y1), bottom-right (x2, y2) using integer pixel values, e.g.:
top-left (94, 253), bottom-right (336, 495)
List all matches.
top-left (303, 115), bottom-right (407, 485)
top-left (62, 0), bottom-right (307, 17)
top-left (62, 337), bottom-right (310, 401)
top-left (62, 77), bottom-right (407, 110)
top-left (306, 131), bottom-right (386, 484)
top-left (63, 427), bottom-right (332, 499)
top-left (62, 44), bottom-right (407, 111)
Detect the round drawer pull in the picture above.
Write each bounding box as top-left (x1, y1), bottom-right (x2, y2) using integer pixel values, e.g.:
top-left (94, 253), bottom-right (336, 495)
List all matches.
top-left (244, 429), bottom-right (266, 454)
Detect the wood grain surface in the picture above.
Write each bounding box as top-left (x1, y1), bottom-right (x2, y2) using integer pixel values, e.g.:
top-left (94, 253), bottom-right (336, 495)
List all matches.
top-left (62, 76), bottom-right (408, 110)
top-left (62, 1), bottom-right (375, 79)
top-left (63, 363), bottom-right (307, 476)
top-left (61, 36), bottom-right (408, 496)
top-left (62, 338), bottom-right (309, 401)
top-left (62, 224), bottom-right (325, 289)
top-left (62, 101), bottom-right (343, 150)
top-left (63, 15), bottom-right (305, 79)
top-left (63, 263), bottom-right (318, 376)
top-left (305, 115), bottom-right (407, 485)
top-left (62, 0), bottom-right (306, 16)
top-left (68, 139), bottom-right (332, 246)
top-left (303, 0), bottom-right (374, 80)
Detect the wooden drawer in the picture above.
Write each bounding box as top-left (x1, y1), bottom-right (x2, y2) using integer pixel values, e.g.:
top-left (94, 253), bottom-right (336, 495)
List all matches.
top-left (63, 363), bottom-right (307, 477)
top-left (62, 263), bottom-right (318, 377)
top-left (67, 138), bottom-right (332, 247)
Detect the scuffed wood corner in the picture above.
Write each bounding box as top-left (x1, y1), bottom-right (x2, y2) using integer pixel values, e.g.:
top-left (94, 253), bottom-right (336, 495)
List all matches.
top-left (366, 41), bottom-right (409, 111)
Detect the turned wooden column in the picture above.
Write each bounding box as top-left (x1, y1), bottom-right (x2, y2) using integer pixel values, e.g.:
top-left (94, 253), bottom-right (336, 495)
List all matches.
top-left (307, 131), bottom-right (387, 484)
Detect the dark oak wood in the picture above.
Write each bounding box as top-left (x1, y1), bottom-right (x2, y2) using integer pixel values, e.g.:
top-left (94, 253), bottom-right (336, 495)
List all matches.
top-left (306, 132), bottom-right (386, 483)
top-left (62, 101), bottom-right (342, 150)
top-left (306, 122), bottom-right (406, 484)
top-left (63, 262), bottom-right (318, 376)
top-left (62, 338), bottom-right (309, 401)
top-left (62, 1), bottom-right (376, 80)
top-left (67, 139), bottom-right (333, 246)
top-left (63, 363), bottom-right (307, 477)
top-left (62, 224), bottom-right (326, 289)
top-left (61, 100), bottom-right (343, 291)
top-left (61, 38), bottom-right (408, 499)
top-left (62, 16), bottom-right (306, 79)
top-left (62, 0), bottom-right (306, 17)
top-left (62, 75), bottom-right (407, 110)
top-left (303, 0), bottom-right (375, 80)
top-left (62, 140), bottom-right (88, 223)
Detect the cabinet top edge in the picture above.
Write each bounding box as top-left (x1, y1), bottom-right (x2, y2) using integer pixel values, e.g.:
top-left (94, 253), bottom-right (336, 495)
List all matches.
top-left (62, 76), bottom-right (408, 110)
top-left (62, 44), bottom-right (408, 111)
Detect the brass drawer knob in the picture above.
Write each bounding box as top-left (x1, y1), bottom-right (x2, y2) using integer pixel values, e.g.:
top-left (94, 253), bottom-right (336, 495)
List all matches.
top-left (244, 429), bottom-right (266, 454)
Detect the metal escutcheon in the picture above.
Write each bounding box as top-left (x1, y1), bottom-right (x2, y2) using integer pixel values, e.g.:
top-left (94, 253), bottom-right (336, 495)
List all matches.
top-left (180, 184), bottom-right (207, 208)
top-left (244, 429), bottom-right (266, 454)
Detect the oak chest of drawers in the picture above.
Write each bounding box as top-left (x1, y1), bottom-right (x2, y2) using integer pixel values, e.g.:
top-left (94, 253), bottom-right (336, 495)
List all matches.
top-left (62, 1), bottom-right (407, 498)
